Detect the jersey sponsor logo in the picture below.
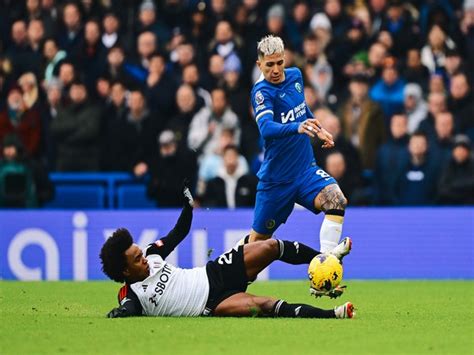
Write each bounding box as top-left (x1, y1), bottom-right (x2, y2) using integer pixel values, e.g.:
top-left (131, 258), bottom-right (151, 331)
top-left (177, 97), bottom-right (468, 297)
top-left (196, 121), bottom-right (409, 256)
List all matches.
top-left (295, 82), bottom-right (302, 93)
top-left (255, 90), bottom-right (264, 105)
top-left (153, 263), bottom-right (172, 296)
top-left (279, 92), bottom-right (286, 98)
top-left (280, 102), bottom-right (306, 123)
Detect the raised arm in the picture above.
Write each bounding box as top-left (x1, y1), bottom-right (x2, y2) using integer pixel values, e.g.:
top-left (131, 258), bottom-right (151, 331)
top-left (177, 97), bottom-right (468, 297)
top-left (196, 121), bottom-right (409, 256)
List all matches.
top-left (145, 183), bottom-right (194, 259)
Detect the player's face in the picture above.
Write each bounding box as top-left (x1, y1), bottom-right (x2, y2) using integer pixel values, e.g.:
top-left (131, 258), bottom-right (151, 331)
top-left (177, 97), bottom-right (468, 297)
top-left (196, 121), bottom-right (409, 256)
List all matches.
top-left (123, 244), bottom-right (150, 283)
top-left (257, 52), bottom-right (285, 84)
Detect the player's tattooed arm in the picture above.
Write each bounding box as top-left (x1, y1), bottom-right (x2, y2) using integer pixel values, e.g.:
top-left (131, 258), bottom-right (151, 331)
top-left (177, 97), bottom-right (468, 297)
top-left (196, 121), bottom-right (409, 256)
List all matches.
top-left (316, 184), bottom-right (347, 212)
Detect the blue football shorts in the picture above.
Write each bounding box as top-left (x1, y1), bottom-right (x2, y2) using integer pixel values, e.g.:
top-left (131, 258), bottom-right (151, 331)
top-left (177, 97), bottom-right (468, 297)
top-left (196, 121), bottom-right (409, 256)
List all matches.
top-left (252, 165), bottom-right (337, 235)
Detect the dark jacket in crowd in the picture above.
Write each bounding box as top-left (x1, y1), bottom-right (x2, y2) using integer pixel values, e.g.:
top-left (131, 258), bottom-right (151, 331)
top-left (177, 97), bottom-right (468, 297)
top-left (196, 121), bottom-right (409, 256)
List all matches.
top-left (394, 154), bottom-right (440, 205)
top-left (50, 101), bottom-right (101, 171)
top-left (147, 148), bottom-right (197, 207)
top-left (202, 174), bottom-right (258, 208)
top-left (437, 157), bottom-right (474, 205)
top-left (101, 110), bottom-right (159, 172)
top-left (374, 135), bottom-right (410, 205)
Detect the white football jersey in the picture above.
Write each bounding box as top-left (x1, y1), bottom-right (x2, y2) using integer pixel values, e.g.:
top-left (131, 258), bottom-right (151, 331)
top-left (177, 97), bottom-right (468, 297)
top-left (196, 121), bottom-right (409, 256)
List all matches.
top-left (130, 254), bottom-right (209, 317)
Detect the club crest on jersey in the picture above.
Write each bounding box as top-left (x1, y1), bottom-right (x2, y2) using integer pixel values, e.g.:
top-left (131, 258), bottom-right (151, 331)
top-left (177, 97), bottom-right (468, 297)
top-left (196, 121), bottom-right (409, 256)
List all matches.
top-left (295, 82), bottom-right (302, 93)
top-left (265, 219), bottom-right (276, 230)
top-left (255, 90), bottom-right (264, 105)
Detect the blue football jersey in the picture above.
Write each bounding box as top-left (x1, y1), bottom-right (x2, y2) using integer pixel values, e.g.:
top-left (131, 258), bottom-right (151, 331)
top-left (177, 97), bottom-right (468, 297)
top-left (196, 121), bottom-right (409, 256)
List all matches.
top-left (251, 67), bottom-right (316, 183)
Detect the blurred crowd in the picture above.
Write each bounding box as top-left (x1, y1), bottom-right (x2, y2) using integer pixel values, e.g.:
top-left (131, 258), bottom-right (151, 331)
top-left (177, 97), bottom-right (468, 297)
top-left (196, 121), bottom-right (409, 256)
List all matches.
top-left (0, 0), bottom-right (473, 208)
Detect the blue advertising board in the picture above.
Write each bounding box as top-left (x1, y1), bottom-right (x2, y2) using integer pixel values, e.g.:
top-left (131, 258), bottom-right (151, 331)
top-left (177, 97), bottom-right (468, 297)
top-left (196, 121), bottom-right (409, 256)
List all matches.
top-left (0, 208), bottom-right (472, 280)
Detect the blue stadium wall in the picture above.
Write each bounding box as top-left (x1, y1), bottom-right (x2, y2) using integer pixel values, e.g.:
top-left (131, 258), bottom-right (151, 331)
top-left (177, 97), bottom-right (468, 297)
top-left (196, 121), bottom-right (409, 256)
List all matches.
top-left (1, 208), bottom-right (473, 280)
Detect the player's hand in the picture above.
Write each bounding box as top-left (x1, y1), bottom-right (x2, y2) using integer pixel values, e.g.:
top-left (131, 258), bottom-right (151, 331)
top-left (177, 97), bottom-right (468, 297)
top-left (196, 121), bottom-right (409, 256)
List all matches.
top-left (107, 307), bottom-right (127, 318)
top-left (317, 127), bottom-right (335, 149)
top-left (182, 179), bottom-right (194, 208)
top-left (298, 118), bottom-right (321, 138)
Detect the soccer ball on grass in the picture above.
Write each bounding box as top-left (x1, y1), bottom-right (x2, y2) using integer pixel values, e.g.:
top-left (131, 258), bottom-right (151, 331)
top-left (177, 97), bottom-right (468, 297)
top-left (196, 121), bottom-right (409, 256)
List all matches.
top-left (308, 253), bottom-right (343, 292)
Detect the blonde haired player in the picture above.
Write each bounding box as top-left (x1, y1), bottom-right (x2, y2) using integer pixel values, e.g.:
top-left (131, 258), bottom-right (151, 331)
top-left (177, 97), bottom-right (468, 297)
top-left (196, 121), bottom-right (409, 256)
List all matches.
top-left (243, 35), bottom-right (351, 277)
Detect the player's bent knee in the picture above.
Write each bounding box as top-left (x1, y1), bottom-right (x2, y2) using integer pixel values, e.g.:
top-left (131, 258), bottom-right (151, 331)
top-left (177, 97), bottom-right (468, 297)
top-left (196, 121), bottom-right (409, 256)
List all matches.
top-left (262, 239), bottom-right (279, 257)
top-left (250, 230), bottom-right (272, 242)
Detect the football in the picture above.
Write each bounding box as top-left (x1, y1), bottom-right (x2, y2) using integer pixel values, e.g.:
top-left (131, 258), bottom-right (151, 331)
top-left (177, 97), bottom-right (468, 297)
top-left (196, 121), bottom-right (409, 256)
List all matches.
top-left (308, 254), bottom-right (343, 292)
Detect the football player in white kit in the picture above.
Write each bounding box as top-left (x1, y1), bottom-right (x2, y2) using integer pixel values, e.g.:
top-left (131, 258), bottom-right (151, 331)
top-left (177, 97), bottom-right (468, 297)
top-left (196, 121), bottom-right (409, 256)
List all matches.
top-left (100, 184), bottom-right (355, 319)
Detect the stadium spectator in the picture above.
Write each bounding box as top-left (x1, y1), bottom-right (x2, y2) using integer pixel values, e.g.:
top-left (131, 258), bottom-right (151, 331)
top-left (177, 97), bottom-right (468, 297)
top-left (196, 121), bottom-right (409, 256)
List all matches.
top-left (147, 130), bottom-right (197, 207)
top-left (381, 0), bottom-right (418, 57)
top-left (404, 83), bottom-right (428, 134)
top-left (201, 145), bottom-right (257, 208)
top-left (421, 24), bottom-right (455, 74)
top-left (136, 0), bottom-right (171, 47)
top-left (197, 128), bottom-right (249, 194)
top-left (58, 61), bottom-right (77, 96)
top-left (312, 109), bottom-right (362, 180)
top-left (264, 4), bottom-right (291, 48)
top-left (403, 48), bottom-right (430, 92)
top-left (101, 89), bottom-right (159, 174)
top-left (167, 84), bottom-right (199, 148)
top-left (302, 33), bottom-right (333, 103)
top-left (102, 46), bottom-right (138, 87)
top-left (146, 53), bottom-right (178, 117)
top-left (418, 91), bottom-right (447, 140)
top-left (127, 31), bottom-right (158, 82)
top-left (367, 41), bottom-right (387, 79)
top-left (188, 88), bottom-right (240, 159)
top-left (57, 2), bottom-right (83, 53)
top-left (50, 81), bottom-right (101, 171)
top-left (370, 56), bottom-right (406, 122)
top-left (25, 0), bottom-right (55, 38)
top-left (43, 38), bottom-right (67, 85)
top-left (72, 19), bottom-right (108, 94)
top-left (444, 49), bottom-right (464, 78)
top-left (203, 54), bottom-right (226, 91)
top-left (324, 151), bottom-right (363, 204)
top-left (340, 74), bottom-right (385, 169)
top-left (448, 72), bottom-right (474, 138)
top-left (431, 111), bottom-right (455, 165)
top-left (101, 12), bottom-right (121, 49)
top-left (393, 131), bottom-right (440, 205)
top-left (0, 134), bottom-right (53, 207)
top-left (6, 20), bottom-right (37, 78)
top-left (18, 73), bottom-right (42, 111)
top-left (374, 113), bottom-right (410, 205)
top-left (0, 86), bottom-right (41, 159)
top-left (182, 63), bottom-right (211, 109)
top-left (437, 135), bottom-right (474, 205)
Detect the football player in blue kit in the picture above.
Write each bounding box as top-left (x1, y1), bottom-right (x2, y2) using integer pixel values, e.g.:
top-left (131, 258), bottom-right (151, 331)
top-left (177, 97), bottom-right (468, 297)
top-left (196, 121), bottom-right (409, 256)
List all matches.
top-left (246, 35), bottom-right (350, 257)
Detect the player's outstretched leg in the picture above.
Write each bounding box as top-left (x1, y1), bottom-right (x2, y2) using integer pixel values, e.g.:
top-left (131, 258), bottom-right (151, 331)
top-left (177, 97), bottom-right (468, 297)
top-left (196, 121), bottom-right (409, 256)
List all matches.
top-left (213, 292), bottom-right (354, 319)
top-left (315, 184), bottom-right (347, 252)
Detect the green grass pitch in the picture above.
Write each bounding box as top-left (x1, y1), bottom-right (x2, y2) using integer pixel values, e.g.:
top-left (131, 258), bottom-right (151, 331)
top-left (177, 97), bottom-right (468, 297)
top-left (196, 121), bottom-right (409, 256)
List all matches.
top-left (1, 280), bottom-right (473, 355)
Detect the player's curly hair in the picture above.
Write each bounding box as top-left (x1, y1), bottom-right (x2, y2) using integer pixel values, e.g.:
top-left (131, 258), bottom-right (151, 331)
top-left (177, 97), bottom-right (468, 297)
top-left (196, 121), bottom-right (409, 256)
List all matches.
top-left (99, 228), bottom-right (133, 283)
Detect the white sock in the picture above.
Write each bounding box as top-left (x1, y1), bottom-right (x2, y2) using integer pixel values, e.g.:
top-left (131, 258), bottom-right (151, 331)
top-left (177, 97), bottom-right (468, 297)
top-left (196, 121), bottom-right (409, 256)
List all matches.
top-left (319, 215), bottom-right (344, 252)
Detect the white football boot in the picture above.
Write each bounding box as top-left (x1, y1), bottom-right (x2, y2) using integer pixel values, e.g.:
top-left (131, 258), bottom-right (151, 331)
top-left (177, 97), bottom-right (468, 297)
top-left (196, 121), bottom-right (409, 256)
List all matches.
top-left (334, 302), bottom-right (355, 319)
top-left (330, 237), bottom-right (352, 260)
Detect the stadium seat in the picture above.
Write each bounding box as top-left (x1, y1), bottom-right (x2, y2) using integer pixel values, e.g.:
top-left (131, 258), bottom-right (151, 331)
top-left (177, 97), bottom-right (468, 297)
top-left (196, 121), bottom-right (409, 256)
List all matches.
top-left (116, 184), bottom-right (156, 209)
top-left (44, 185), bottom-right (106, 209)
